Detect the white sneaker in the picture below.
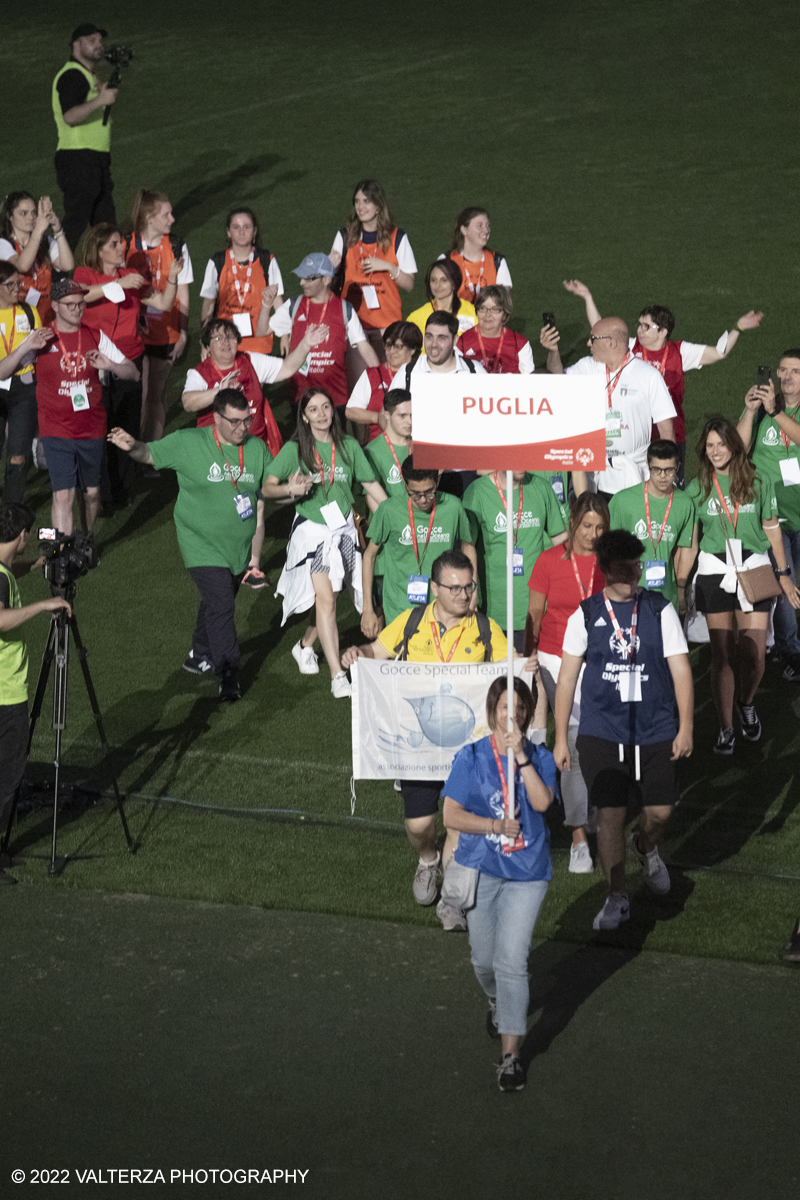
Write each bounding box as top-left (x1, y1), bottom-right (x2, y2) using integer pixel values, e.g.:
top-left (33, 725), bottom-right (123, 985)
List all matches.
top-left (330, 671), bottom-right (352, 699)
top-left (412, 853), bottom-right (440, 905)
top-left (292, 639), bottom-right (319, 675)
top-left (592, 892), bottom-right (630, 931)
top-left (628, 831), bottom-right (670, 895)
top-left (436, 899), bottom-right (467, 931)
top-left (569, 841), bottom-right (594, 874)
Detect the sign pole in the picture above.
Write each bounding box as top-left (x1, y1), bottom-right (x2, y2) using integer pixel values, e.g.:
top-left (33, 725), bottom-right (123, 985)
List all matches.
top-left (506, 469), bottom-right (514, 817)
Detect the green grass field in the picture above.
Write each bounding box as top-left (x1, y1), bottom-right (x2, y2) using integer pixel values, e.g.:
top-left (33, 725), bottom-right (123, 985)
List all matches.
top-left (3, 5), bottom-right (800, 1191)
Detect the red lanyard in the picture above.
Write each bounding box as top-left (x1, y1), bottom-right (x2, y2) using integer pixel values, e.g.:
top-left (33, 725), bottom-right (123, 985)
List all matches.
top-left (643, 482), bottom-right (673, 552)
top-left (430, 616), bottom-right (465, 662)
top-left (476, 327), bottom-right (505, 373)
top-left (605, 352), bottom-right (630, 409)
top-left (302, 295), bottom-right (330, 339)
top-left (713, 475), bottom-right (738, 531)
top-left (212, 427), bottom-right (244, 492)
top-left (490, 734), bottom-right (515, 813)
top-left (571, 553), bottom-right (596, 601)
top-left (55, 328), bottom-right (83, 378)
top-left (459, 253), bottom-right (485, 298)
top-left (408, 497), bottom-right (435, 569)
top-left (0, 306), bottom-right (19, 356)
top-left (604, 593), bottom-right (638, 662)
top-left (313, 442), bottom-right (335, 493)
top-left (781, 406), bottom-right (800, 453)
top-left (383, 432), bottom-right (409, 474)
top-left (229, 250), bottom-right (253, 308)
top-left (492, 473), bottom-right (524, 545)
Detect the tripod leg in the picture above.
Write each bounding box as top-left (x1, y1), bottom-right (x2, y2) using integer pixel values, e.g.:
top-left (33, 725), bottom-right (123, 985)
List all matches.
top-left (50, 616), bottom-right (68, 875)
top-left (27, 615), bottom-right (58, 754)
top-left (69, 614), bottom-right (134, 851)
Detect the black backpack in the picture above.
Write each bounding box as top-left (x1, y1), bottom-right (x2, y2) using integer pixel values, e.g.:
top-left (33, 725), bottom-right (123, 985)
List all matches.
top-left (393, 604), bottom-right (493, 661)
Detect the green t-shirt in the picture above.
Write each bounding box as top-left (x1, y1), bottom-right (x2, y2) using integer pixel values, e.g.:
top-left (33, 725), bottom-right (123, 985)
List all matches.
top-left (463, 473), bottom-right (567, 628)
top-left (149, 428), bottom-right (271, 573)
top-left (0, 562), bottom-right (28, 706)
top-left (750, 406), bottom-right (800, 530)
top-left (366, 492), bottom-right (472, 622)
top-left (609, 483), bottom-right (695, 609)
top-left (269, 436), bottom-right (375, 523)
top-left (686, 473), bottom-right (776, 555)
top-left (365, 435), bottom-right (409, 497)
top-left (530, 470), bottom-right (570, 530)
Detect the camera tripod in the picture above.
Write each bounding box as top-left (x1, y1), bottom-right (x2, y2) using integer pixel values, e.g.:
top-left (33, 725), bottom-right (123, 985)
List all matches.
top-left (0, 585), bottom-right (134, 875)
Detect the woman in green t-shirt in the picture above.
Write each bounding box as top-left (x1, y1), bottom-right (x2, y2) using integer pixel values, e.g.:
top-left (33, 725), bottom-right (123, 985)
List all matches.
top-left (263, 387), bottom-right (387, 698)
top-left (686, 417), bottom-right (799, 755)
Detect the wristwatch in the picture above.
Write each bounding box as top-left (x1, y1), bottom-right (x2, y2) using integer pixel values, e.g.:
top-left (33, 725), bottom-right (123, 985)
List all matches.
top-left (775, 567), bottom-right (792, 577)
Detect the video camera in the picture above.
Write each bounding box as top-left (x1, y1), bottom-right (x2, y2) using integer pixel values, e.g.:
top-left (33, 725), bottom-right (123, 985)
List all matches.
top-left (102, 44), bottom-right (134, 126)
top-left (39, 529), bottom-right (100, 592)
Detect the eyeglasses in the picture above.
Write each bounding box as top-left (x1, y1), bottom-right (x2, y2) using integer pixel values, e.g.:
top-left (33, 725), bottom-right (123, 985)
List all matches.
top-left (479, 306), bottom-right (504, 316)
top-left (219, 413), bottom-right (253, 429)
top-left (210, 333), bottom-right (238, 344)
top-left (406, 486), bottom-right (437, 500)
top-left (649, 466), bottom-right (677, 476)
top-left (58, 301), bottom-right (86, 311)
top-left (435, 581), bottom-right (477, 596)
top-left (589, 335), bottom-right (613, 343)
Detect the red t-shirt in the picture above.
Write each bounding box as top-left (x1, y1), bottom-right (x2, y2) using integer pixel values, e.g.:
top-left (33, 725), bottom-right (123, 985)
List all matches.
top-left (362, 364), bottom-right (396, 441)
top-left (288, 295), bottom-right (349, 406)
top-left (36, 324), bottom-right (107, 440)
top-left (459, 326), bottom-right (528, 373)
top-left (74, 266), bottom-right (147, 360)
top-left (632, 338), bottom-right (686, 442)
top-left (528, 545), bottom-right (605, 656)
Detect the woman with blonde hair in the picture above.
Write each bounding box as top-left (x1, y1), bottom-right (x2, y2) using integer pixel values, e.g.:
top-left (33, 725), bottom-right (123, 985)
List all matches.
top-left (329, 179), bottom-right (416, 359)
top-left (686, 415), bottom-right (799, 754)
top-left (124, 188), bottom-right (193, 442)
top-left (525, 492), bottom-right (609, 872)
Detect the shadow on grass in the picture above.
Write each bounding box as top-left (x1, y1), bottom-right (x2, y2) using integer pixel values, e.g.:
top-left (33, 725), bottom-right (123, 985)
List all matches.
top-left (520, 867), bottom-right (695, 1072)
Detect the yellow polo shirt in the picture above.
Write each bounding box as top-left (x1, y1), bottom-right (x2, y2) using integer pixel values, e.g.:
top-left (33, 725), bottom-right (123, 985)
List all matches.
top-left (379, 602), bottom-right (508, 662)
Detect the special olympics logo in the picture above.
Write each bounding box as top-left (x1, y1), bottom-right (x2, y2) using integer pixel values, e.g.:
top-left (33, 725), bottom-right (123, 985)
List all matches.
top-left (609, 628), bottom-right (640, 659)
top-left (61, 352), bottom-right (87, 374)
top-left (576, 448), bottom-right (592, 466)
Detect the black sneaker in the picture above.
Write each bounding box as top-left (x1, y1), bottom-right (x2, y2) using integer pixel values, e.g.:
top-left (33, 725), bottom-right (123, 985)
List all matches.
top-left (736, 701), bottom-right (761, 742)
top-left (183, 651), bottom-right (214, 676)
top-left (713, 728), bottom-right (735, 756)
top-left (782, 920), bottom-right (800, 963)
top-left (782, 657), bottom-right (800, 683)
top-left (219, 668), bottom-right (241, 703)
top-left (496, 1053), bottom-right (526, 1092)
top-left (486, 1000), bottom-right (500, 1040)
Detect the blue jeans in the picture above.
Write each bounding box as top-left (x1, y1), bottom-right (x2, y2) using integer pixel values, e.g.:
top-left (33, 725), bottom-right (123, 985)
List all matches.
top-left (467, 873), bottom-right (549, 1037)
top-left (770, 529), bottom-right (800, 659)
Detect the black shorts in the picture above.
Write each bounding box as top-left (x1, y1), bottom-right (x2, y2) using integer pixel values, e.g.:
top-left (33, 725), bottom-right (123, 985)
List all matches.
top-left (399, 779), bottom-right (443, 819)
top-left (575, 735), bottom-right (678, 810)
top-left (694, 572), bottom-right (773, 614)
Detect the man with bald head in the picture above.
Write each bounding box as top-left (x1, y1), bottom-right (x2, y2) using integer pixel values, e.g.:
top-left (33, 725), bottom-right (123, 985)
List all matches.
top-left (542, 318), bottom-right (675, 500)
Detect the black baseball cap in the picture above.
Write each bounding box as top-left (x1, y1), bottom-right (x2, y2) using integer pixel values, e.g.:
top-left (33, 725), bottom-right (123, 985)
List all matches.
top-left (70, 23), bottom-right (107, 42)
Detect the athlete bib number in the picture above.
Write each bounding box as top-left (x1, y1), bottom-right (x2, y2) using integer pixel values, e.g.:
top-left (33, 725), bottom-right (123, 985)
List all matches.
top-left (643, 560), bottom-right (666, 589)
top-left (69, 383), bottom-right (90, 412)
top-left (407, 574), bottom-right (429, 604)
top-left (234, 492), bottom-right (254, 521)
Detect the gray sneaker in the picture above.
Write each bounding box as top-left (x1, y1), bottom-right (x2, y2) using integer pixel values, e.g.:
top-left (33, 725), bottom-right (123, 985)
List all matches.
top-left (436, 899), bottom-right (467, 931)
top-left (412, 853), bottom-right (440, 905)
top-left (628, 831), bottom-right (670, 895)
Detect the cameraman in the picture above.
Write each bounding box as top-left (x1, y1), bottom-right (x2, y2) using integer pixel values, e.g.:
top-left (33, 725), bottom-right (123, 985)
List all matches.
top-left (52, 23), bottom-right (117, 249)
top-left (0, 503), bottom-right (71, 885)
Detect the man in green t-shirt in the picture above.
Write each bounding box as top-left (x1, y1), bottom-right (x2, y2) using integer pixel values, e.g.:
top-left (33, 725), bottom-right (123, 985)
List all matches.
top-left (609, 440), bottom-right (696, 613)
top-left (361, 456), bottom-right (476, 636)
top-left (463, 471), bottom-right (567, 649)
top-left (364, 389), bottom-right (412, 497)
top-left (0, 503), bottom-right (72, 884)
top-left (737, 355), bottom-right (800, 677)
top-left (109, 390), bottom-right (272, 702)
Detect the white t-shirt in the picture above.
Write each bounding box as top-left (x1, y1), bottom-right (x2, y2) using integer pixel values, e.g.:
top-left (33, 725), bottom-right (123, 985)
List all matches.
top-left (437, 251), bottom-right (512, 287)
top-left (565, 354), bottom-right (676, 494)
top-left (331, 230), bottom-right (417, 275)
top-left (183, 351), bottom-right (283, 393)
top-left (0, 235), bottom-right (59, 263)
top-left (137, 239), bottom-right (194, 285)
top-left (268, 296), bottom-right (366, 345)
top-left (387, 350), bottom-right (487, 393)
top-left (562, 597), bottom-right (688, 659)
top-left (628, 336), bottom-right (708, 372)
top-left (96, 331), bottom-right (126, 363)
top-left (199, 253), bottom-right (284, 300)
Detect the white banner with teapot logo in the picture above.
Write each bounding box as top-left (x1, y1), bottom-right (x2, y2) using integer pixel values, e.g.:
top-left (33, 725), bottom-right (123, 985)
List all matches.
top-left (351, 657), bottom-right (534, 780)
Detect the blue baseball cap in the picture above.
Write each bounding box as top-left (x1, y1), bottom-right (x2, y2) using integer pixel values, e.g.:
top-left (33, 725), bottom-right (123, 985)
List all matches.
top-left (292, 253), bottom-right (334, 279)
